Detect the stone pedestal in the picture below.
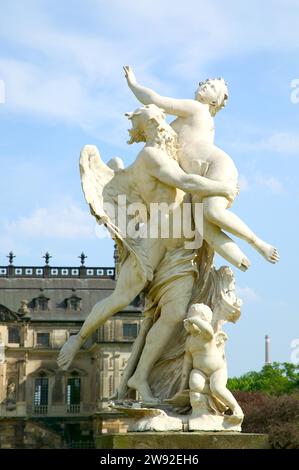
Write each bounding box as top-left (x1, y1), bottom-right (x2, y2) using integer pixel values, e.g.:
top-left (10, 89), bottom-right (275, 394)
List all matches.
top-left (96, 432), bottom-right (270, 449)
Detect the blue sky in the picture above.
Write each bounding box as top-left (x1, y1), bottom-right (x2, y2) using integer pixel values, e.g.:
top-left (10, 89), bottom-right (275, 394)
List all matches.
top-left (0, 0), bottom-right (298, 376)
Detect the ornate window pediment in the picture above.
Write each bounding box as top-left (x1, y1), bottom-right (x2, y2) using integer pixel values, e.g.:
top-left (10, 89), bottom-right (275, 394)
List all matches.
top-left (0, 304), bottom-right (21, 322)
top-left (31, 294), bottom-right (50, 311)
top-left (30, 367), bottom-right (56, 378)
top-left (64, 367), bottom-right (87, 377)
top-left (65, 294), bottom-right (82, 312)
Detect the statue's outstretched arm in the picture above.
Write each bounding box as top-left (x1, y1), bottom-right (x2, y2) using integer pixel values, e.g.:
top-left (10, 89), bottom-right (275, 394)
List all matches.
top-left (144, 148), bottom-right (238, 202)
top-left (124, 65), bottom-right (195, 117)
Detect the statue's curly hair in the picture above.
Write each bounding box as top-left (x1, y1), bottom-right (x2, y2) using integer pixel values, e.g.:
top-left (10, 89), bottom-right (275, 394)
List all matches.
top-left (195, 77), bottom-right (228, 116)
top-left (127, 107), bottom-right (180, 161)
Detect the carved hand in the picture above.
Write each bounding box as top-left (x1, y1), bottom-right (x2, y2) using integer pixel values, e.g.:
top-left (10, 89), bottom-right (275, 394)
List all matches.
top-left (123, 65), bottom-right (137, 86)
top-left (225, 182), bottom-right (240, 204)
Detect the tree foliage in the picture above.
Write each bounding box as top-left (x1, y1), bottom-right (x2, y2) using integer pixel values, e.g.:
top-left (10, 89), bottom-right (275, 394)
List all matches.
top-left (228, 362), bottom-right (299, 395)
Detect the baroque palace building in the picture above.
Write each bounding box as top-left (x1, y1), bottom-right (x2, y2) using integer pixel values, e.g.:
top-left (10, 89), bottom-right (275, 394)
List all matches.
top-left (0, 251), bottom-right (142, 448)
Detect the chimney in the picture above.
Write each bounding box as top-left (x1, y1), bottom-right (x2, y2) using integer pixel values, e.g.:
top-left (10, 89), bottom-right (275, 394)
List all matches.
top-left (265, 335), bottom-right (270, 364)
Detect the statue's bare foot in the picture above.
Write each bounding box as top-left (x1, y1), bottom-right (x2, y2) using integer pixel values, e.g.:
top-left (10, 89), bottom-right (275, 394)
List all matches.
top-left (253, 238), bottom-right (280, 264)
top-left (127, 375), bottom-right (159, 404)
top-left (226, 410), bottom-right (244, 425)
top-left (239, 256), bottom-right (250, 272)
top-left (57, 335), bottom-right (81, 370)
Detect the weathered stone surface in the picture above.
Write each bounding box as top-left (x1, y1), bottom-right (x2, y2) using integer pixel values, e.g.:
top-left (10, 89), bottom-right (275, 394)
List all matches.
top-left (96, 432), bottom-right (270, 449)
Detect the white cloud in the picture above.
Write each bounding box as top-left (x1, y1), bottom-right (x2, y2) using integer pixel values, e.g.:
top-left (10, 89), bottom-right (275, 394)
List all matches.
top-left (237, 173), bottom-right (285, 194)
top-left (236, 286), bottom-right (260, 303)
top-left (231, 132), bottom-right (299, 157)
top-left (0, 1), bottom-right (178, 142)
top-left (0, 57), bottom-right (128, 145)
top-left (260, 133), bottom-right (299, 156)
top-left (1, 200), bottom-right (95, 240)
top-left (1, 0), bottom-right (299, 143)
top-left (255, 175), bottom-right (285, 194)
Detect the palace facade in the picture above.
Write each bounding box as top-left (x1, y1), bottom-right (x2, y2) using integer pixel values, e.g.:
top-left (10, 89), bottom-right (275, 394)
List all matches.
top-left (0, 252), bottom-right (142, 448)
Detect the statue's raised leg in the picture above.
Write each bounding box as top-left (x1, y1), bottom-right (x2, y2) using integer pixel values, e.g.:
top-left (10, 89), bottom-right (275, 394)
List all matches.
top-left (203, 218), bottom-right (250, 271)
top-left (203, 197), bottom-right (279, 264)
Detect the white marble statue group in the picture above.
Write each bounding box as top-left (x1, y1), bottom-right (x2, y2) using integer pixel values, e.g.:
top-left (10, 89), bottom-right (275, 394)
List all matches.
top-left (57, 66), bottom-right (279, 432)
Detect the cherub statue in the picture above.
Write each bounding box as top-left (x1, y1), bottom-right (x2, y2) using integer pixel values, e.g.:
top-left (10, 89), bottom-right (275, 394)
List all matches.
top-left (124, 66), bottom-right (279, 271)
top-left (180, 303), bottom-right (243, 425)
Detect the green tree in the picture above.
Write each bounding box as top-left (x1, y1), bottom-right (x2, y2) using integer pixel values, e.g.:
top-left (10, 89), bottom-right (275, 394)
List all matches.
top-left (228, 362), bottom-right (299, 395)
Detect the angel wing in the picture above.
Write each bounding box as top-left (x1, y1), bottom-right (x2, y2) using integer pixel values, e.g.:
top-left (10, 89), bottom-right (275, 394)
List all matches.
top-left (79, 145), bottom-right (153, 282)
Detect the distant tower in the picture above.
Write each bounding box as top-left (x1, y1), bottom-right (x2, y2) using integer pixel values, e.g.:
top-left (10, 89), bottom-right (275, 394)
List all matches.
top-left (265, 335), bottom-right (270, 364)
